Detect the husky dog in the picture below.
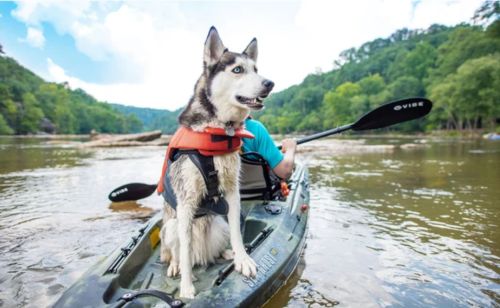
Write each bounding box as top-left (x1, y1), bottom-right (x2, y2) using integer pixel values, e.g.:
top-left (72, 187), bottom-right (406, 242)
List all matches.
top-left (159, 27), bottom-right (274, 299)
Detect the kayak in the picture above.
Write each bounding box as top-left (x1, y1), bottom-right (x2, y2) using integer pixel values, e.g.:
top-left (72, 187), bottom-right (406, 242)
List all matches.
top-left (54, 163), bottom-right (310, 307)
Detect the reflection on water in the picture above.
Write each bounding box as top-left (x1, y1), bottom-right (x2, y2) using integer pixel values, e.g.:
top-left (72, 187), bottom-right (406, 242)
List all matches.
top-left (0, 136), bottom-right (499, 307)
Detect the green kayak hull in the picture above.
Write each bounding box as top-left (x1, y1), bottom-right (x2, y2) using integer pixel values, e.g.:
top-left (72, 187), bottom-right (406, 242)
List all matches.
top-left (54, 164), bottom-right (310, 307)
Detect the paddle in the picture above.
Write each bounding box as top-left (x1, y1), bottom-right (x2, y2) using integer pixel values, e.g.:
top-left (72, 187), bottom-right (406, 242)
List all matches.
top-left (108, 97), bottom-right (432, 202)
top-left (108, 183), bottom-right (158, 203)
top-left (279, 97), bottom-right (432, 149)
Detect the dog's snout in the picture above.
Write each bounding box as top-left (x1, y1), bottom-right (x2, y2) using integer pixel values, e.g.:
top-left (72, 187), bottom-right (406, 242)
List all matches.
top-left (262, 80), bottom-right (274, 90)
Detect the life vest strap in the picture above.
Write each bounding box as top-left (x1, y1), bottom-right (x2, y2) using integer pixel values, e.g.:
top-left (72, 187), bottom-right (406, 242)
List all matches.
top-left (161, 150), bottom-right (229, 218)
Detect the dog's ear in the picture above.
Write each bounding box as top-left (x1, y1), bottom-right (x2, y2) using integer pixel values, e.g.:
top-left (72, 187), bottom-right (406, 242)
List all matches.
top-left (242, 38), bottom-right (258, 62)
top-left (204, 26), bottom-right (226, 66)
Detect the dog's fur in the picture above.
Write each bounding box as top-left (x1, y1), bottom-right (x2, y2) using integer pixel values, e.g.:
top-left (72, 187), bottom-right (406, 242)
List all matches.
top-left (159, 27), bottom-right (274, 299)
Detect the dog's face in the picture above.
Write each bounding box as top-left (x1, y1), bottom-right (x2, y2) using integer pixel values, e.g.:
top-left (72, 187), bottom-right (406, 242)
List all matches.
top-left (203, 27), bottom-right (274, 111)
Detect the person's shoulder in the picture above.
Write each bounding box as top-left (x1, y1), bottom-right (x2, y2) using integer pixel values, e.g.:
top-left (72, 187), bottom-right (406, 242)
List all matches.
top-left (245, 118), bottom-right (267, 133)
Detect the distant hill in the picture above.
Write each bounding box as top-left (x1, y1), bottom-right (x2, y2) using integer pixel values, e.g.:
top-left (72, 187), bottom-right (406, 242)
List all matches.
top-left (254, 20), bottom-right (500, 133)
top-left (0, 47), bottom-right (184, 135)
top-left (0, 54), bottom-right (142, 135)
top-left (111, 104), bottom-right (181, 134)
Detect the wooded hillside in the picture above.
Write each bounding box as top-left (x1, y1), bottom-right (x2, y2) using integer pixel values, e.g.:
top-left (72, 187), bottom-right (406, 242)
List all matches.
top-left (255, 19), bottom-right (500, 133)
top-left (0, 55), bottom-right (143, 135)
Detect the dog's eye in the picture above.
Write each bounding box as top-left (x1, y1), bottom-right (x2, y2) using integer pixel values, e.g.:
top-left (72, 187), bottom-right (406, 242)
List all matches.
top-left (232, 66), bottom-right (243, 74)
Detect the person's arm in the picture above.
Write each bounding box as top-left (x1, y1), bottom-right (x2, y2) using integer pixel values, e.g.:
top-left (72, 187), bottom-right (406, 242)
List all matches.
top-left (272, 139), bottom-right (297, 179)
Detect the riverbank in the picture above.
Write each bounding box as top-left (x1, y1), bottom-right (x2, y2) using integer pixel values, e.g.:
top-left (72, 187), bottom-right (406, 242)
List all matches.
top-left (1, 130), bottom-right (498, 152)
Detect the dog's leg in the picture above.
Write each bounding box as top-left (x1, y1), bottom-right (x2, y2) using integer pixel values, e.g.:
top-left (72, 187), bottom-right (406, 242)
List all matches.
top-left (160, 225), bottom-right (172, 263)
top-left (226, 190), bottom-right (257, 277)
top-left (161, 218), bottom-right (180, 277)
top-left (177, 204), bottom-right (196, 299)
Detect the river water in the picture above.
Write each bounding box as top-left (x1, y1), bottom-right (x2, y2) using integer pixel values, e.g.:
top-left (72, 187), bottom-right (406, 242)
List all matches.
top-left (0, 136), bottom-right (498, 307)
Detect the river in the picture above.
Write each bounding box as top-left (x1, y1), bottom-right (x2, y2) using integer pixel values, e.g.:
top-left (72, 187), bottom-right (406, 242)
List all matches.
top-left (0, 136), bottom-right (498, 307)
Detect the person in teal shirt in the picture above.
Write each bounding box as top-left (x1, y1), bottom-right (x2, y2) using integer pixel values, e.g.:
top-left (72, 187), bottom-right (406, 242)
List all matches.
top-left (242, 118), bottom-right (297, 179)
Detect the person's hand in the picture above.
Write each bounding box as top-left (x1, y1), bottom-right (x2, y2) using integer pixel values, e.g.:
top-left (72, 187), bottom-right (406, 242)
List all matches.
top-left (281, 139), bottom-right (297, 153)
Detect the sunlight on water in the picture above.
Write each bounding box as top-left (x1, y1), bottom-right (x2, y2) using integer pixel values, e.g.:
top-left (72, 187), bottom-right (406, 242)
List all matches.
top-left (0, 136), bottom-right (499, 307)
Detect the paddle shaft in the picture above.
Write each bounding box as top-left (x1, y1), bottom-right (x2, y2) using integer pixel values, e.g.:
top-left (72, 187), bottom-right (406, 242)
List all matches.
top-left (277, 124), bottom-right (352, 150)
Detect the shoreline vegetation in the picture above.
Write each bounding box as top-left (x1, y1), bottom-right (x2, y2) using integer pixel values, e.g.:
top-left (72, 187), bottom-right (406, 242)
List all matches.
top-left (1, 3), bottom-right (498, 137)
top-left (1, 130), bottom-right (497, 149)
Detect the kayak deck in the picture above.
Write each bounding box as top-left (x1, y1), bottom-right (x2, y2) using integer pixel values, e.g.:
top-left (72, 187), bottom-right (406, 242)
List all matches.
top-left (107, 209), bottom-right (276, 303)
top-left (54, 164), bottom-right (309, 307)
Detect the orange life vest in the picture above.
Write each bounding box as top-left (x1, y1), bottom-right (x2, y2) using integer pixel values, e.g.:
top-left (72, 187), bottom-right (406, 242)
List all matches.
top-left (157, 125), bottom-right (254, 193)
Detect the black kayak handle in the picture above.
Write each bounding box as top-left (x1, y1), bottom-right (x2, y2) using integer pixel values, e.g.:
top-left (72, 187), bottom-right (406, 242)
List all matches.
top-left (112, 289), bottom-right (184, 308)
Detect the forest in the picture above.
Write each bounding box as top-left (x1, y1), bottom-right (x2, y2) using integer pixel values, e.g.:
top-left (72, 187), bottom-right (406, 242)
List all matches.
top-left (0, 54), bottom-right (143, 135)
top-left (254, 15), bottom-right (500, 133)
top-left (0, 2), bottom-right (498, 135)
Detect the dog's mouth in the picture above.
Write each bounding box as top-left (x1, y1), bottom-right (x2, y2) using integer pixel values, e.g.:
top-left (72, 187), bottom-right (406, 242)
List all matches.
top-left (235, 95), bottom-right (266, 110)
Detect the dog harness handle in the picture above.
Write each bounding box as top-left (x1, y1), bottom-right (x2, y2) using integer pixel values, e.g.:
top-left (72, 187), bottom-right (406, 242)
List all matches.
top-left (114, 289), bottom-right (184, 308)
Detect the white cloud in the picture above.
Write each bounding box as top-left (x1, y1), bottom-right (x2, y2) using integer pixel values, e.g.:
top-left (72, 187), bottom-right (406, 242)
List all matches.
top-left (13, 0), bottom-right (484, 110)
top-left (21, 27), bottom-right (45, 48)
top-left (47, 57), bottom-right (193, 109)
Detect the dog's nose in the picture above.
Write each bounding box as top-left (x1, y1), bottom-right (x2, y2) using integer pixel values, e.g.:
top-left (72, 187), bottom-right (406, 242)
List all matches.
top-left (262, 80), bottom-right (274, 90)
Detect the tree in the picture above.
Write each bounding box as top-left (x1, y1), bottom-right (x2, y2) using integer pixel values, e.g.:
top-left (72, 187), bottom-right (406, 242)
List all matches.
top-left (18, 93), bottom-right (43, 134)
top-left (429, 54), bottom-right (500, 130)
top-left (428, 25), bottom-right (500, 83)
top-left (387, 76), bottom-right (423, 100)
top-left (0, 113), bottom-right (13, 134)
top-left (388, 42), bottom-right (437, 81)
top-left (322, 82), bottom-right (362, 128)
top-left (473, 0), bottom-right (500, 25)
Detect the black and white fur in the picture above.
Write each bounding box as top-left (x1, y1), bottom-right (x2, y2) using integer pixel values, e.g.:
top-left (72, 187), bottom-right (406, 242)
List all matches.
top-left (160, 27), bottom-right (274, 299)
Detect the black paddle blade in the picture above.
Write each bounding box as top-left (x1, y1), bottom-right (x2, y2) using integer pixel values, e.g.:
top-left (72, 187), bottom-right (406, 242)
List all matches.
top-left (108, 183), bottom-right (158, 202)
top-left (352, 97), bottom-right (433, 131)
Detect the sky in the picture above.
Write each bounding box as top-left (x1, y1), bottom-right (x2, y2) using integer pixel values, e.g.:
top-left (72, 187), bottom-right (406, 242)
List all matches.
top-left (0, 0), bottom-right (484, 111)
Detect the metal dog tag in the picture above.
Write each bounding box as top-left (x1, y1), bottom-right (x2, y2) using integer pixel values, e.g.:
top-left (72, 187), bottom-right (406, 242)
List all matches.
top-left (225, 127), bottom-right (235, 136)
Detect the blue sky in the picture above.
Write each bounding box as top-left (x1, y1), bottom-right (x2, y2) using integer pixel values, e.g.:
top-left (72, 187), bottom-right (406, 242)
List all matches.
top-left (0, 0), bottom-right (483, 110)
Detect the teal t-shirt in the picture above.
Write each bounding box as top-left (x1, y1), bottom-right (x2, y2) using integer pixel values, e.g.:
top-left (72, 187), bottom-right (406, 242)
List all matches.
top-left (242, 118), bottom-right (283, 169)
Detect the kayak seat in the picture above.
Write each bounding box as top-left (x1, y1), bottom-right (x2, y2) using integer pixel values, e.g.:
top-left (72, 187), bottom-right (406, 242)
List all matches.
top-left (239, 152), bottom-right (281, 201)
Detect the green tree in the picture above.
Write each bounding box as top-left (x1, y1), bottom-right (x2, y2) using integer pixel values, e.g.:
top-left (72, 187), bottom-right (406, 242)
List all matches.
top-left (322, 82), bottom-right (362, 128)
top-left (430, 54), bottom-right (500, 130)
top-left (388, 42), bottom-right (437, 81)
top-left (18, 93), bottom-right (44, 134)
top-left (0, 113), bottom-right (13, 134)
top-left (387, 76), bottom-right (423, 100)
top-left (428, 25), bottom-right (500, 83)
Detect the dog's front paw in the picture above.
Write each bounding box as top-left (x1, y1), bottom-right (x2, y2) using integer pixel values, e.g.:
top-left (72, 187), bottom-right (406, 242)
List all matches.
top-left (222, 249), bottom-right (234, 260)
top-left (167, 261), bottom-right (179, 277)
top-left (234, 253), bottom-right (257, 277)
top-left (179, 282), bottom-right (196, 299)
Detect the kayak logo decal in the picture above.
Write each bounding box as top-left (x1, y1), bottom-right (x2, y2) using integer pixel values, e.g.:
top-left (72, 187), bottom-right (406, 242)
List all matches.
top-left (242, 252), bottom-right (278, 288)
top-left (394, 101), bottom-right (425, 111)
top-left (111, 187), bottom-right (128, 197)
